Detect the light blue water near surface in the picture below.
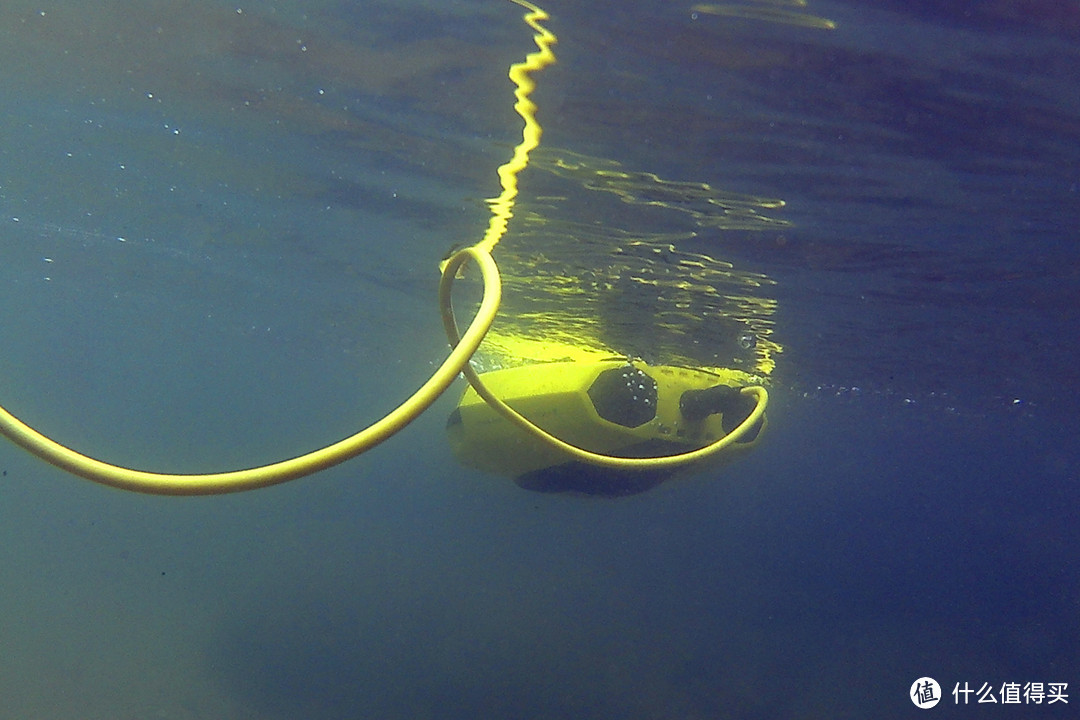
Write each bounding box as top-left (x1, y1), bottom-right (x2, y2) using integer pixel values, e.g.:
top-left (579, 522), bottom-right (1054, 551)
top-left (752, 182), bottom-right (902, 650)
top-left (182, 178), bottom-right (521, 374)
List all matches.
top-left (0, 1), bottom-right (1077, 718)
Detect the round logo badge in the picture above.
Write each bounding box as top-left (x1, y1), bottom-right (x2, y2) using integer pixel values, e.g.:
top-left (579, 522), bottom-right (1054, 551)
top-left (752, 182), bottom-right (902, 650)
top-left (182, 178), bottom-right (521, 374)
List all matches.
top-left (911, 677), bottom-right (941, 709)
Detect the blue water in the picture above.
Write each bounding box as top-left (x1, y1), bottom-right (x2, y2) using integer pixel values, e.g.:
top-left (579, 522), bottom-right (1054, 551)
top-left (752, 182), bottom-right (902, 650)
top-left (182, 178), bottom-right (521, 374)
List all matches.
top-left (1, 1), bottom-right (1077, 718)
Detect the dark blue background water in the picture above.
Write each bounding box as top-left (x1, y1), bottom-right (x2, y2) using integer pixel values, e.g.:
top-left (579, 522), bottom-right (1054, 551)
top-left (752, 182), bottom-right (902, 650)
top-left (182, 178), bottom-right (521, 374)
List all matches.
top-left (0, 1), bottom-right (1076, 718)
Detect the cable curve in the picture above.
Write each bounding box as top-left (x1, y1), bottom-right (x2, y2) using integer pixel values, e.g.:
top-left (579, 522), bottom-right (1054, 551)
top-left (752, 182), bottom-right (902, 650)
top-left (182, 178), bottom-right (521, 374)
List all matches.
top-left (0, 248), bottom-right (500, 495)
top-left (0, 0), bottom-right (767, 493)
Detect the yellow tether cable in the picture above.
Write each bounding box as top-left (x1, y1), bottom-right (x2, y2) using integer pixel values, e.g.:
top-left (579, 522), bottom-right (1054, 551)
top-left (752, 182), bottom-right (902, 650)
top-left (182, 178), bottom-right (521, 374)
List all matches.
top-left (442, 0), bottom-right (769, 471)
top-left (0, 0), bottom-right (766, 493)
top-left (474, 0), bottom-right (557, 255)
top-left (0, 248), bottom-right (500, 495)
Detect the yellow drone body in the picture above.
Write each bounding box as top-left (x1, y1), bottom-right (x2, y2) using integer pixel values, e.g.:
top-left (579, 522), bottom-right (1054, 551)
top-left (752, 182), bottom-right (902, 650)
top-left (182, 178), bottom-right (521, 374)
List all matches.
top-left (448, 359), bottom-right (765, 495)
